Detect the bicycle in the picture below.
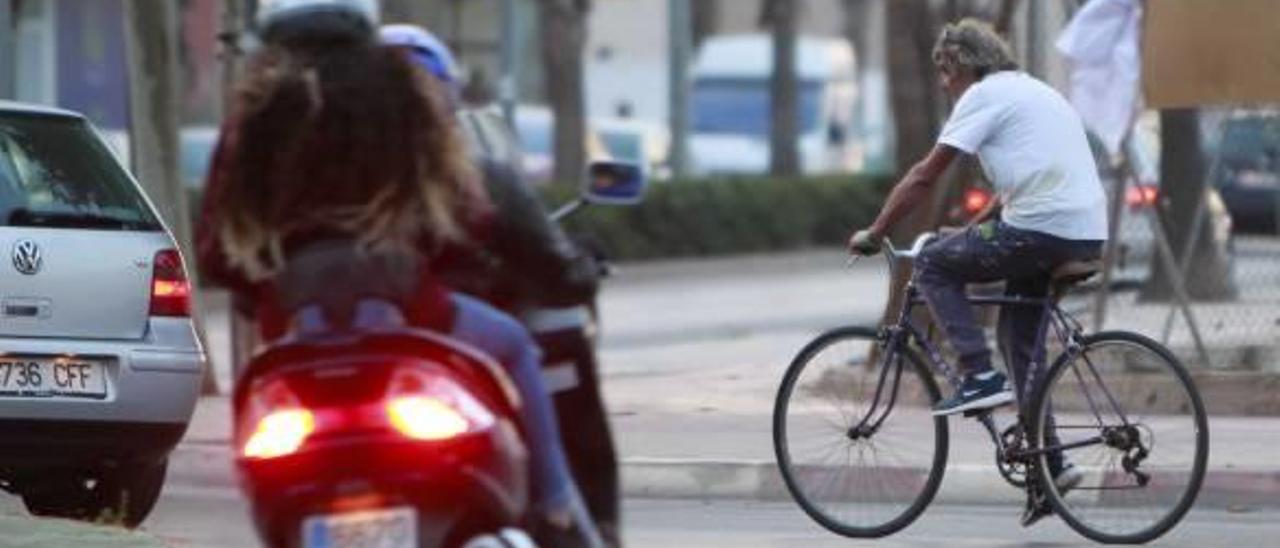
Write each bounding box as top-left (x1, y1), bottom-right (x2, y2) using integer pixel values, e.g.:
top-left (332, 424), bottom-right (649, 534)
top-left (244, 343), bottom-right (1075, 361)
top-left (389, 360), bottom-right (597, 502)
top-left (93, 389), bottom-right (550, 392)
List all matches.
top-left (772, 233), bottom-right (1209, 544)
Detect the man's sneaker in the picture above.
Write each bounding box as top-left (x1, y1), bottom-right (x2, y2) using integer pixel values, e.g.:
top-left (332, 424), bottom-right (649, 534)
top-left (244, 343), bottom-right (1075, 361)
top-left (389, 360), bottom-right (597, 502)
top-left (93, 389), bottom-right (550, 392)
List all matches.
top-left (1021, 464), bottom-right (1085, 527)
top-left (931, 370), bottom-right (1014, 416)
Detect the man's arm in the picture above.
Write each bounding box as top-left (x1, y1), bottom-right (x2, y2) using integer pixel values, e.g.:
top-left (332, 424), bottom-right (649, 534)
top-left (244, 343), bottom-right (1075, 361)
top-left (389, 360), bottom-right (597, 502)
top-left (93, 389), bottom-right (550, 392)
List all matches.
top-left (867, 144), bottom-right (962, 239)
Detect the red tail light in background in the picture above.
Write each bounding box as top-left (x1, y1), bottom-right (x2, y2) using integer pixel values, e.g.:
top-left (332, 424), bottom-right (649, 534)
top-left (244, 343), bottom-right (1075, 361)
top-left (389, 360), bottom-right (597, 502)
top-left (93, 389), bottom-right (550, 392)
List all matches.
top-left (1126, 185), bottom-right (1159, 209)
top-left (963, 188), bottom-right (992, 216)
top-left (150, 249), bottom-right (191, 317)
top-left (384, 367), bottom-right (494, 441)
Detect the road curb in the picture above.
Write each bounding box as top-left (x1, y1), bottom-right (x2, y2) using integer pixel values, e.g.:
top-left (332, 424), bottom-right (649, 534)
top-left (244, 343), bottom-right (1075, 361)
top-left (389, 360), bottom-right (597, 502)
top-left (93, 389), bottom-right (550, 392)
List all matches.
top-left (170, 445), bottom-right (1280, 509)
top-left (621, 458), bottom-right (1280, 509)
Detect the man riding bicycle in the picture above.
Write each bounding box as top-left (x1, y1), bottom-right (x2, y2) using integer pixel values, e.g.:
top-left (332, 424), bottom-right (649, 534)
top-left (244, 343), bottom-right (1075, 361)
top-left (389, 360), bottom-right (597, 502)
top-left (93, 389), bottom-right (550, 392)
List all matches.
top-left (849, 19), bottom-right (1107, 521)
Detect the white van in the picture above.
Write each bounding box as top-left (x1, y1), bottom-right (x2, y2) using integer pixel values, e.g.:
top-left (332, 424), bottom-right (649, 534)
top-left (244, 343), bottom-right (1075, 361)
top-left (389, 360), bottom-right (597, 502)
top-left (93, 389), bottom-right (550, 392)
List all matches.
top-left (689, 34), bottom-right (861, 176)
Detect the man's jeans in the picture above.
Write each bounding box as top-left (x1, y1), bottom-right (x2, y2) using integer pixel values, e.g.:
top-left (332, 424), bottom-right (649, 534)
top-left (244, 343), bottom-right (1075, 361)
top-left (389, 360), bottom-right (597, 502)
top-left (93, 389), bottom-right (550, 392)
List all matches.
top-left (915, 221), bottom-right (1102, 397)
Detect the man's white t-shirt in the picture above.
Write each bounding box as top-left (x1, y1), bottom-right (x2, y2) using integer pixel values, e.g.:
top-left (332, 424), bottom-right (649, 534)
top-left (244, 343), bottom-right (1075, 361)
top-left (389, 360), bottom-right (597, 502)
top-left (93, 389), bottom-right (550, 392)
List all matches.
top-left (938, 71), bottom-right (1109, 241)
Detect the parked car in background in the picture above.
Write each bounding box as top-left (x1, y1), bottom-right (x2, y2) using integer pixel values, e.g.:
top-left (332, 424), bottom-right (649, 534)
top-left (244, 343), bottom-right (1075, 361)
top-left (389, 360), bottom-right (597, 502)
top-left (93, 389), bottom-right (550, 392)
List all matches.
top-left (593, 116), bottom-right (670, 179)
top-left (954, 121), bottom-right (1234, 284)
top-left (688, 33), bottom-right (861, 176)
top-left (1209, 112), bottom-right (1280, 234)
top-left (98, 125), bottom-right (221, 190)
top-left (457, 107), bottom-right (524, 168)
top-left (513, 105), bottom-right (611, 185)
top-left (179, 126), bottom-right (219, 189)
top-left (0, 101), bottom-right (204, 527)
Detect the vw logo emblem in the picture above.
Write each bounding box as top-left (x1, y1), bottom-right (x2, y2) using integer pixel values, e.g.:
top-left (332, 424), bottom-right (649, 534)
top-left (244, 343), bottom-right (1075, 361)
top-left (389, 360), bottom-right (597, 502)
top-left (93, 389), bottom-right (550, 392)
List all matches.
top-left (12, 239), bottom-right (42, 276)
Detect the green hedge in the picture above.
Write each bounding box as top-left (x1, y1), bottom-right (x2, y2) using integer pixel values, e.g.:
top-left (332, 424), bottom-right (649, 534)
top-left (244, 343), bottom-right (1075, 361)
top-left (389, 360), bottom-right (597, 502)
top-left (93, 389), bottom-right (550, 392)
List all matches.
top-left (188, 174), bottom-right (891, 263)
top-left (549, 175), bottom-right (891, 261)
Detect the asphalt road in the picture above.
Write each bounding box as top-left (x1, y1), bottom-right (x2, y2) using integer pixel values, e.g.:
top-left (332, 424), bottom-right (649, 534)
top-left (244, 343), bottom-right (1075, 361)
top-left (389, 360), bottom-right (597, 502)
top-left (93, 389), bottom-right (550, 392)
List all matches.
top-left (137, 487), bottom-right (1280, 547)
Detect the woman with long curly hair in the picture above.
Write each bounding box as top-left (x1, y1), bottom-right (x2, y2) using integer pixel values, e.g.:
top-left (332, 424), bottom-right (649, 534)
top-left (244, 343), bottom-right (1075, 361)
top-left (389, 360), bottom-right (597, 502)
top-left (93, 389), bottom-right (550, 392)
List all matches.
top-left (196, 38), bottom-right (602, 545)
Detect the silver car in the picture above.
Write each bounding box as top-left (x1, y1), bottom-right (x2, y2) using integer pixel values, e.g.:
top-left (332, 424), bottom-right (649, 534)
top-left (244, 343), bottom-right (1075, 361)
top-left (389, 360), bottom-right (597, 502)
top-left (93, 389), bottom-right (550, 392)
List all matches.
top-left (0, 101), bottom-right (204, 526)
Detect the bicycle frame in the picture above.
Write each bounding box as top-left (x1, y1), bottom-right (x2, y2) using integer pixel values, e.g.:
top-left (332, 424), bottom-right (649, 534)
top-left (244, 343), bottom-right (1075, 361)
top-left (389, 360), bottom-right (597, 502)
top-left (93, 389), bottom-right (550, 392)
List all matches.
top-left (851, 234), bottom-right (1137, 465)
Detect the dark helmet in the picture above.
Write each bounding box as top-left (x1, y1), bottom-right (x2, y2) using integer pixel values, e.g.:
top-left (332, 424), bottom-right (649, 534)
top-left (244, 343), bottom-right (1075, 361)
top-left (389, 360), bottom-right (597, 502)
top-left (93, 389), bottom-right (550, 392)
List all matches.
top-left (256, 0), bottom-right (380, 46)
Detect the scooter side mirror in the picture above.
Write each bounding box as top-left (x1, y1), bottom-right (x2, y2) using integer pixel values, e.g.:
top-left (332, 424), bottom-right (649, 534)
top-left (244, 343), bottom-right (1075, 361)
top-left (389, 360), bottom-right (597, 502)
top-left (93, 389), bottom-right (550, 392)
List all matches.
top-left (582, 160), bottom-right (647, 206)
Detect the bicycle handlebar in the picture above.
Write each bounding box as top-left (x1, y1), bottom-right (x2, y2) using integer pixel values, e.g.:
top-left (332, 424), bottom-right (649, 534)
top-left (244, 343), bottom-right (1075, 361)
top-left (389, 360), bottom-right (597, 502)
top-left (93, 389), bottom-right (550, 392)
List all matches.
top-left (882, 231), bottom-right (937, 262)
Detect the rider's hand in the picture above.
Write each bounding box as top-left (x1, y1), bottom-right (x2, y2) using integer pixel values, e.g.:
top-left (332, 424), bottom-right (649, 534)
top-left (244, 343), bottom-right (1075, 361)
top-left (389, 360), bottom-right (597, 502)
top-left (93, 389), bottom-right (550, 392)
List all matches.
top-left (847, 229), bottom-right (883, 256)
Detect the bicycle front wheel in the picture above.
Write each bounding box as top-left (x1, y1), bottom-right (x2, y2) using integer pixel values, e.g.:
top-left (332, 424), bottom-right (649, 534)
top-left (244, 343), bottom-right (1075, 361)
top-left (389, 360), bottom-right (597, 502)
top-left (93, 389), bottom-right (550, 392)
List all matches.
top-left (773, 326), bottom-right (948, 538)
top-left (1032, 331), bottom-right (1208, 544)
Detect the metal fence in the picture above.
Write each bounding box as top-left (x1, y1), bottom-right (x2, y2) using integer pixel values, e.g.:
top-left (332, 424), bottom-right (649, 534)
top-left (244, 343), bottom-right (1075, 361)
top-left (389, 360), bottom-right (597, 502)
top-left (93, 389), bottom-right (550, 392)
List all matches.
top-left (1074, 108), bottom-right (1280, 373)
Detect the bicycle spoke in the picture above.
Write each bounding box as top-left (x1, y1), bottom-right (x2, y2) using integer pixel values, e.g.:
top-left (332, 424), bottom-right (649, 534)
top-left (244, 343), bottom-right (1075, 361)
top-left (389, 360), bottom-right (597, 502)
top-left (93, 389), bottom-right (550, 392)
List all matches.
top-left (1038, 333), bottom-right (1207, 543)
top-left (775, 328), bottom-right (948, 537)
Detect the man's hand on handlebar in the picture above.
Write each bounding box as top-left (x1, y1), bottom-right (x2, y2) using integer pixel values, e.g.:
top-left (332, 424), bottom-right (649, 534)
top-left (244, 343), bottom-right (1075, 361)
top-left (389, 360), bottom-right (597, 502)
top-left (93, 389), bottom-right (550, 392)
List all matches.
top-left (847, 228), bottom-right (884, 256)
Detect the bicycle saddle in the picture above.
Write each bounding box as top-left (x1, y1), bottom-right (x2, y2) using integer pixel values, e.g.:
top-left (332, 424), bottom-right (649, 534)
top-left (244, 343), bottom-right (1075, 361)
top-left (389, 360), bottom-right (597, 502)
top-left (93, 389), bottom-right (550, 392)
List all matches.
top-left (1051, 260), bottom-right (1102, 286)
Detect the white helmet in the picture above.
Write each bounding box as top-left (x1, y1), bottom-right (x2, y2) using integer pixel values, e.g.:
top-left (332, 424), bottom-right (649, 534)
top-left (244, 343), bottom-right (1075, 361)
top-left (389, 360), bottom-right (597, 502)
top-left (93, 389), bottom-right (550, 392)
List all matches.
top-left (256, 0), bottom-right (381, 44)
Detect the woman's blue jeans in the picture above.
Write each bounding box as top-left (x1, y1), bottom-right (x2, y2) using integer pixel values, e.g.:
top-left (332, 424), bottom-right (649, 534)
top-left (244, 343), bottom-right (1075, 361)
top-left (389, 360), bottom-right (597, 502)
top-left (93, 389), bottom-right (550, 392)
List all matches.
top-left (447, 292), bottom-right (578, 509)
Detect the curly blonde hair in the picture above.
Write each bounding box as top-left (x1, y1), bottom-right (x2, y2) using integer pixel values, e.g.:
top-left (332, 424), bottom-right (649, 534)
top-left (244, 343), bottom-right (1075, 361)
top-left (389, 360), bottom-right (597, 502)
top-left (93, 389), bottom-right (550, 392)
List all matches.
top-left (932, 18), bottom-right (1019, 80)
top-left (212, 44), bottom-right (488, 280)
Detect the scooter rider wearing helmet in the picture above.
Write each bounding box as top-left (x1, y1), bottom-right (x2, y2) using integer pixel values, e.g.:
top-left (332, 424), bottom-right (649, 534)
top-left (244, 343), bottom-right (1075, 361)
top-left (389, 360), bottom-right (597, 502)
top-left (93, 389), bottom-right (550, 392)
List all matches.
top-left (381, 24), bottom-right (621, 544)
top-left (196, 1), bottom-right (602, 544)
top-left (378, 25), bottom-right (601, 319)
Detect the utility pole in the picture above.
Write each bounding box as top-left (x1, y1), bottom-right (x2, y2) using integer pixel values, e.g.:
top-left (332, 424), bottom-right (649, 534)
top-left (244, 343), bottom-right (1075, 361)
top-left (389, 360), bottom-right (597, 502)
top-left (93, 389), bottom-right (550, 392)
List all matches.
top-left (1026, 0), bottom-right (1042, 76)
top-left (124, 0), bottom-right (215, 393)
top-left (0, 0), bottom-right (14, 100)
top-left (667, 0), bottom-right (691, 177)
top-left (500, 0), bottom-right (518, 128)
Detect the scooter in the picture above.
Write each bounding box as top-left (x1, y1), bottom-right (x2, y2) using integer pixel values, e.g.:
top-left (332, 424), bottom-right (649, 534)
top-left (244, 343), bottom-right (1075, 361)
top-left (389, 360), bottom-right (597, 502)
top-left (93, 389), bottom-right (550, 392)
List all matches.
top-left (233, 161), bottom-right (646, 548)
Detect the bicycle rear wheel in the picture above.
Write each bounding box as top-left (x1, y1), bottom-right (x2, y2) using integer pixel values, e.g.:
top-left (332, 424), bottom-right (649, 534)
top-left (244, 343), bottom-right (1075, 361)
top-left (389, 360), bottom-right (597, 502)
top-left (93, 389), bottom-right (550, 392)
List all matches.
top-left (773, 326), bottom-right (948, 538)
top-left (1032, 331), bottom-right (1208, 544)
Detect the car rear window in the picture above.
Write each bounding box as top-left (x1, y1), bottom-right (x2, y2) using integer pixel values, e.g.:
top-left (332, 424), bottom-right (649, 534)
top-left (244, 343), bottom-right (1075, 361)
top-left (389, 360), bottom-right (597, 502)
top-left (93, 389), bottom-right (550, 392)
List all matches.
top-left (0, 113), bottom-right (161, 231)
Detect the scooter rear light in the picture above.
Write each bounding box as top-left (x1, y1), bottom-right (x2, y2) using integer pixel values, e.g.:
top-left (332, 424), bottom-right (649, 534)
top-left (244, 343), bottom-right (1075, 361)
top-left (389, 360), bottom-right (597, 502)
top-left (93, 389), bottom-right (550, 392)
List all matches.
top-left (244, 408), bottom-right (315, 459)
top-left (240, 378), bottom-right (315, 459)
top-left (387, 396), bottom-right (470, 440)
top-left (384, 367), bottom-right (495, 441)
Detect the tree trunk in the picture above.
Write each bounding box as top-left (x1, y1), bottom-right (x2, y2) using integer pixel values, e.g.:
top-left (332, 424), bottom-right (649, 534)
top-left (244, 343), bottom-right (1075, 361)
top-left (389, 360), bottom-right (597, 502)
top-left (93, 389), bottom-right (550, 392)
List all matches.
top-left (537, 0), bottom-right (591, 190)
top-left (1140, 109), bottom-right (1238, 301)
top-left (842, 0), bottom-right (871, 63)
top-left (124, 0), bottom-right (216, 394)
top-left (764, 0), bottom-right (801, 176)
top-left (691, 0), bottom-right (719, 48)
top-left (381, 0), bottom-right (415, 22)
top-left (994, 0), bottom-right (1020, 35)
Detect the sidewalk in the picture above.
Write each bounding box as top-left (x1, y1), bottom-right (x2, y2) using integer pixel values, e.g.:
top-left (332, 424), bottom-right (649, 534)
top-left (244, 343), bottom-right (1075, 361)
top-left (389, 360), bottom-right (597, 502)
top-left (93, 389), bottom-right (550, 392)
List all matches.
top-left (177, 249), bottom-right (1280, 509)
top-left (0, 498), bottom-right (164, 548)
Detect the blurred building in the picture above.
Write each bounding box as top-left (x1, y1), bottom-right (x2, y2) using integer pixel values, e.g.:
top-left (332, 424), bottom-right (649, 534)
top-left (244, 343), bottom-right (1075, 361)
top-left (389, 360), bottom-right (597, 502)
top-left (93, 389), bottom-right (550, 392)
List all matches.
top-left (6, 0), bottom-right (221, 130)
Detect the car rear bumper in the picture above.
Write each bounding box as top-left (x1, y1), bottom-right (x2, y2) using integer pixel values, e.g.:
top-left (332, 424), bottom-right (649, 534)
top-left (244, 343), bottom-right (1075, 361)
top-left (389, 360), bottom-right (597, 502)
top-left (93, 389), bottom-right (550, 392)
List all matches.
top-left (0, 318), bottom-right (204, 425)
top-left (0, 419), bottom-right (186, 468)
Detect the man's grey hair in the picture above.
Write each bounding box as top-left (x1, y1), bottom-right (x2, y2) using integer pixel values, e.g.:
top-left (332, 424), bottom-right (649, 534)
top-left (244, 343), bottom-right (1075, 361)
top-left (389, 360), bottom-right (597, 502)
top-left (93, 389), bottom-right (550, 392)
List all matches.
top-left (932, 18), bottom-right (1019, 79)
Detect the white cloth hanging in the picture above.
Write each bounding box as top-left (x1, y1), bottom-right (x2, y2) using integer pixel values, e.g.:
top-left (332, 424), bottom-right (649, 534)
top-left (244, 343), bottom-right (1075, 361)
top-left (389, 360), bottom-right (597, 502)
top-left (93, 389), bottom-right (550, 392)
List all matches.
top-left (1055, 0), bottom-right (1143, 156)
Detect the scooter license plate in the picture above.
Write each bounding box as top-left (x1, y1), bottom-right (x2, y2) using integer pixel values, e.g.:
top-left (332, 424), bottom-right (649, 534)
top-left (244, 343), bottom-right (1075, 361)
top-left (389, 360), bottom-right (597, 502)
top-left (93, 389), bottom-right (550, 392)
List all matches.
top-left (302, 507), bottom-right (417, 548)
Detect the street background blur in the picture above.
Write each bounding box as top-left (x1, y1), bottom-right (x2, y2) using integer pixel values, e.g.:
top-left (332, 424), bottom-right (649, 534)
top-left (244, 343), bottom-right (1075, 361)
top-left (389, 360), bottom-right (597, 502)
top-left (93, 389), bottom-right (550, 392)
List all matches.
top-left (1, 0), bottom-right (1279, 546)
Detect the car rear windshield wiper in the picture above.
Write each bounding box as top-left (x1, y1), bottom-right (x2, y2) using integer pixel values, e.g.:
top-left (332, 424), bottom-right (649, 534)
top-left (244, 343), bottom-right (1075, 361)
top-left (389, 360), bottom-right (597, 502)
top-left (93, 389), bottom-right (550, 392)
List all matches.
top-left (6, 208), bottom-right (161, 231)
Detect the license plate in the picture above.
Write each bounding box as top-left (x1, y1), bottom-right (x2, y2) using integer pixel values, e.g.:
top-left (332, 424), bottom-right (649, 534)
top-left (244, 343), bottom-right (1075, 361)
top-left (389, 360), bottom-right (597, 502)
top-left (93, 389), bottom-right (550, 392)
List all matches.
top-left (0, 357), bottom-right (108, 398)
top-left (303, 507), bottom-right (417, 548)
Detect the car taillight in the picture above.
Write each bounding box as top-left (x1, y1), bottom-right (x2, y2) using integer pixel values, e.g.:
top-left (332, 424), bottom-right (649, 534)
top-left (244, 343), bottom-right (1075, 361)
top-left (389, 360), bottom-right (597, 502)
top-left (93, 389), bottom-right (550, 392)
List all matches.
top-left (1125, 185), bottom-right (1159, 209)
top-left (384, 367), bottom-right (494, 441)
top-left (150, 249), bottom-right (191, 317)
top-left (963, 188), bottom-right (992, 216)
top-left (241, 379), bottom-right (314, 459)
